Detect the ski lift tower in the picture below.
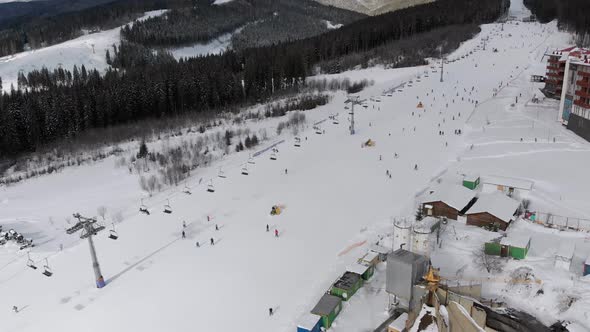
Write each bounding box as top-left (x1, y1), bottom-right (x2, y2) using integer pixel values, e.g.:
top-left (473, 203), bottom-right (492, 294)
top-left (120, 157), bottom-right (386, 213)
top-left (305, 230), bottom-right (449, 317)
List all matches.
top-left (345, 96), bottom-right (365, 135)
top-left (67, 213), bottom-right (107, 288)
top-left (439, 46), bottom-right (445, 83)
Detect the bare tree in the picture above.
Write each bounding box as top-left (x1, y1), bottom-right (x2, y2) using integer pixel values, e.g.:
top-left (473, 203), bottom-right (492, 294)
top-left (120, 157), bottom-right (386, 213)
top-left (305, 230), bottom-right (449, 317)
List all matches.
top-left (472, 246), bottom-right (504, 274)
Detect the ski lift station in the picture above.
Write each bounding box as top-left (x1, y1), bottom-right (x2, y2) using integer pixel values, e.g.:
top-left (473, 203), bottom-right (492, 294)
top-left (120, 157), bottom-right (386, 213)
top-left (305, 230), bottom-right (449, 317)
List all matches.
top-left (386, 249), bottom-right (429, 309)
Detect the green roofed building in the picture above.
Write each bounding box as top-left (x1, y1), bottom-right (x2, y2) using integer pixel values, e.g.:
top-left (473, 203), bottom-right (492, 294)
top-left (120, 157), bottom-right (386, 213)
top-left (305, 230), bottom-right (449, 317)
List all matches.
top-left (330, 271), bottom-right (363, 301)
top-left (311, 294), bottom-right (342, 329)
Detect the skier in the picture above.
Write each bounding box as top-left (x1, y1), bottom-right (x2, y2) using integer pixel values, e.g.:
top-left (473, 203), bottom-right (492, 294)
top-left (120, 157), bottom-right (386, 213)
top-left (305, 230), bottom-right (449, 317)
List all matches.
top-left (210, 238), bottom-right (215, 245)
top-left (182, 220), bottom-right (186, 228)
top-left (12, 306), bottom-right (18, 313)
top-left (269, 308), bottom-right (274, 316)
top-left (275, 229), bottom-right (279, 238)
top-left (266, 224), bottom-right (270, 232)
top-left (207, 215), bottom-right (210, 222)
top-left (394, 153), bottom-right (398, 159)
top-left (215, 224), bottom-right (219, 231)
top-left (196, 241), bottom-right (200, 247)
top-left (379, 155), bottom-right (382, 161)
top-left (414, 164), bottom-right (418, 171)
top-left (182, 230), bottom-right (186, 239)
top-left (285, 169), bottom-right (288, 175)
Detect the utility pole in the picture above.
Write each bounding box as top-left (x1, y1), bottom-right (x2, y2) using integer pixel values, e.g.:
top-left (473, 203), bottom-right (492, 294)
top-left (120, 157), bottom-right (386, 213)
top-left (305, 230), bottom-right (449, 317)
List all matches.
top-left (67, 213), bottom-right (107, 288)
top-left (440, 47), bottom-right (444, 83)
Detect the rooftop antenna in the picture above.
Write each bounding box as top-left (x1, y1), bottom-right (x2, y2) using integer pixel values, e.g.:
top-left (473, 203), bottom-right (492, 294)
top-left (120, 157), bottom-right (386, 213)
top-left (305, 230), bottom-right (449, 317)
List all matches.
top-left (67, 213), bottom-right (106, 287)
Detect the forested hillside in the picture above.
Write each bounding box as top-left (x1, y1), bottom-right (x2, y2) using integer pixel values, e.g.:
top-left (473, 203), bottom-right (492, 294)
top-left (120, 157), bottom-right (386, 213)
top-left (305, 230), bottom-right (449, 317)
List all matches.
top-left (524, 0), bottom-right (590, 34)
top-left (0, 0), bottom-right (509, 157)
top-left (0, 0), bottom-right (186, 57)
top-left (122, 0), bottom-right (364, 48)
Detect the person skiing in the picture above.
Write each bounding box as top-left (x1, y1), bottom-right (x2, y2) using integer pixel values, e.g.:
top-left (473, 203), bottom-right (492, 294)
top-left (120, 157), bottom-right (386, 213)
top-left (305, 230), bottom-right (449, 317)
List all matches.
top-left (196, 241), bottom-right (200, 247)
top-left (274, 229), bottom-right (279, 237)
top-left (266, 224), bottom-right (270, 232)
top-left (182, 230), bottom-right (186, 239)
top-left (414, 164), bottom-right (418, 171)
top-left (285, 169), bottom-right (288, 175)
top-left (210, 238), bottom-right (214, 245)
top-left (182, 220), bottom-right (186, 228)
top-left (12, 306), bottom-right (18, 313)
top-left (269, 307), bottom-right (274, 316)
top-left (215, 224), bottom-right (219, 231)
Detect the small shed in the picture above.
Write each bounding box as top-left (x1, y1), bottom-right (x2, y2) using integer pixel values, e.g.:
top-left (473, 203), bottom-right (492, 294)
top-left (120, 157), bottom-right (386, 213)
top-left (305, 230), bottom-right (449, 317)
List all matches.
top-left (463, 174), bottom-right (481, 190)
top-left (330, 271), bottom-right (363, 300)
top-left (465, 192), bottom-right (520, 231)
top-left (485, 235), bottom-right (530, 259)
top-left (347, 262), bottom-right (374, 281)
top-left (388, 313), bottom-right (408, 332)
top-left (555, 242), bottom-right (575, 271)
top-left (584, 255), bottom-right (590, 276)
top-left (311, 294), bottom-right (342, 329)
top-left (421, 184), bottom-right (477, 220)
top-left (297, 312), bottom-right (322, 332)
top-left (370, 244), bottom-right (392, 262)
top-left (359, 250), bottom-right (380, 267)
top-left (386, 249), bottom-right (429, 309)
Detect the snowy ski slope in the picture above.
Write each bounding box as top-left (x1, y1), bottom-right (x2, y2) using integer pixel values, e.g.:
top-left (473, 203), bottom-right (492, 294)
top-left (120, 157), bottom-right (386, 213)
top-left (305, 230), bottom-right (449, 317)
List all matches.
top-left (1, 0), bottom-right (590, 331)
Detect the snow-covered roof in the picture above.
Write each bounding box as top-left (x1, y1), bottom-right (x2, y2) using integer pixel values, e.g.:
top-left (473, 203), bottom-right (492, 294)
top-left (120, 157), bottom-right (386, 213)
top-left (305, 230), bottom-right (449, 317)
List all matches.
top-left (480, 175), bottom-right (533, 190)
top-left (422, 184), bottom-right (477, 211)
top-left (500, 235), bottom-right (530, 248)
top-left (388, 312), bottom-right (408, 330)
top-left (361, 251), bottom-right (379, 263)
top-left (370, 244), bottom-right (391, 255)
top-left (556, 242), bottom-right (575, 259)
top-left (297, 312), bottom-right (321, 330)
top-left (347, 262), bottom-right (370, 275)
top-left (311, 294), bottom-right (341, 316)
top-left (463, 173), bottom-right (480, 182)
top-left (413, 216), bottom-right (440, 234)
top-left (466, 192), bottom-right (520, 222)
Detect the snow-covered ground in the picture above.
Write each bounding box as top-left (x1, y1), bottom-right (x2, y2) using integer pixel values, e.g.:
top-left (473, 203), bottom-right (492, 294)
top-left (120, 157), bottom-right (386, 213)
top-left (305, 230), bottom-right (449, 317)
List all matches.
top-left (1, 0), bottom-right (589, 331)
top-left (168, 26), bottom-right (243, 60)
top-left (0, 10), bottom-right (167, 93)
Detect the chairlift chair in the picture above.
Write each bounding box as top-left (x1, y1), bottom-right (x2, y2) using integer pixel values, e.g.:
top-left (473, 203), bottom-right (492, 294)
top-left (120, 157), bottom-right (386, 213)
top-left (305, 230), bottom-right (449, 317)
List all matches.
top-left (294, 137), bottom-right (301, 147)
top-left (42, 258), bottom-right (52, 277)
top-left (241, 165), bottom-right (249, 175)
top-left (163, 199), bottom-right (173, 214)
top-left (315, 126), bottom-right (322, 134)
top-left (218, 168), bottom-right (226, 178)
top-left (207, 180), bottom-right (215, 193)
top-left (27, 252), bottom-right (37, 270)
top-left (270, 151), bottom-right (277, 160)
top-left (108, 224), bottom-right (118, 240)
top-left (183, 185), bottom-right (192, 195)
top-left (247, 155), bottom-right (255, 164)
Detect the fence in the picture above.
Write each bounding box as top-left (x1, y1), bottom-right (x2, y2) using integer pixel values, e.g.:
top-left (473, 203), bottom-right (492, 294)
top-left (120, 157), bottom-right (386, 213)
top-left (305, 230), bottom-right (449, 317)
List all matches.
top-left (529, 212), bottom-right (590, 232)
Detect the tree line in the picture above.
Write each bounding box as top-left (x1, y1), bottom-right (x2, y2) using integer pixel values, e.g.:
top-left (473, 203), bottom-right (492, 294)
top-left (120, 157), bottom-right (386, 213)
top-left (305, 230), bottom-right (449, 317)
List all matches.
top-left (0, 0), bottom-right (509, 158)
top-left (524, 0), bottom-right (590, 34)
